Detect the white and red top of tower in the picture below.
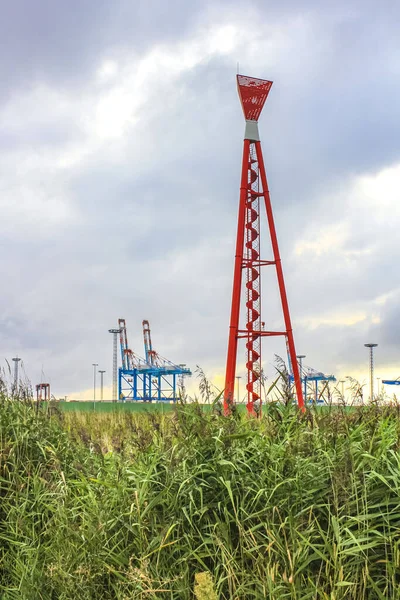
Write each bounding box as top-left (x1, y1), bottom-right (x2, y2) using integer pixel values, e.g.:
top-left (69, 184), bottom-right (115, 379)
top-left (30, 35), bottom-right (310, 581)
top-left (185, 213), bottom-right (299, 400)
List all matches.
top-left (237, 75), bottom-right (273, 122)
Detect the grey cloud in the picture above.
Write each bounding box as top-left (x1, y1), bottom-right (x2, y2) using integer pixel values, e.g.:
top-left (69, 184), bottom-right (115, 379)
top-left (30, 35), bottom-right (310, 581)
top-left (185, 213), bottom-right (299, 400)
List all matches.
top-left (0, 0), bottom-right (227, 99)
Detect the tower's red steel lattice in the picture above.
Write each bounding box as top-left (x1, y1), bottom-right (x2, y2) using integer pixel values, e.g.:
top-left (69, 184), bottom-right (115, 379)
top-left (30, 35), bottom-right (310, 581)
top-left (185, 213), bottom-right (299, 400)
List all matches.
top-left (224, 75), bottom-right (304, 416)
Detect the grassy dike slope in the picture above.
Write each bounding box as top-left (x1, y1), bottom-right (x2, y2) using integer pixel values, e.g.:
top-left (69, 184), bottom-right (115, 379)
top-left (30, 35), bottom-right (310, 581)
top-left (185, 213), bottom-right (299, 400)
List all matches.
top-left (1, 399), bottom-right (400, 599)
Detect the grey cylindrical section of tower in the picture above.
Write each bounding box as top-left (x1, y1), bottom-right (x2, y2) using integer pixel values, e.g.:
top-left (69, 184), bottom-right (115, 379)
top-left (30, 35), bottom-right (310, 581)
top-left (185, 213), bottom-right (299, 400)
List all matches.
top-left (244, 120), bottom-right (260, 141)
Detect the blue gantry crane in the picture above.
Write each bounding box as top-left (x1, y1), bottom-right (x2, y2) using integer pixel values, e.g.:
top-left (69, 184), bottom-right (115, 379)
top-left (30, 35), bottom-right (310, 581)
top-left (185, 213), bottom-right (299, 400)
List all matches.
top-left (289, 355), bottom-right (336, 404)
top-left (118, 318), bottom-right (191, 402)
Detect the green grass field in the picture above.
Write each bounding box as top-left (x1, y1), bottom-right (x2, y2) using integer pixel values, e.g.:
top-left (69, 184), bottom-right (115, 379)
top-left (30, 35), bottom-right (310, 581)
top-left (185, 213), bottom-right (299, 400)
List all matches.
top-left (2, 397), bottom-right (400, 598)
top-left (42, 400), bottom-right (252, 415)
top-left (44, 400), bottom-right (177, 413)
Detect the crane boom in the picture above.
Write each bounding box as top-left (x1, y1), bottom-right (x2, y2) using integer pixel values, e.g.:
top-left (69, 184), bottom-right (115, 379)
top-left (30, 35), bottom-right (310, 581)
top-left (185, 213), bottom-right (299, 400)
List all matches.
top-left (118, 318), bottom-right (130, 369)
top-left (143, 320), bottom-right (156, 366)
top-left (118, 318), bottom-right (145, 369)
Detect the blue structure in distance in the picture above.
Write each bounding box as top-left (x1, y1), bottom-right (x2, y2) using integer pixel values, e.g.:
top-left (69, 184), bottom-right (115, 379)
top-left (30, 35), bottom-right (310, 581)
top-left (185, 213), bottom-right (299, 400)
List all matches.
top-left (117, 318), bottom-right (191, 403)
top-left (382, 380), bottom-right (400, 386)
top-left (119, 363), bottom-right (192, 402)
top-left (289, 364), bottom-right (336, 404)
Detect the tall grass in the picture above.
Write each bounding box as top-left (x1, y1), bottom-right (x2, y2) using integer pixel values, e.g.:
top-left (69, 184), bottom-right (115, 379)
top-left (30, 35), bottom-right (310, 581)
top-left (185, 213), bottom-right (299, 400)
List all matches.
top-left (1, 396), bottom-right (400, 598)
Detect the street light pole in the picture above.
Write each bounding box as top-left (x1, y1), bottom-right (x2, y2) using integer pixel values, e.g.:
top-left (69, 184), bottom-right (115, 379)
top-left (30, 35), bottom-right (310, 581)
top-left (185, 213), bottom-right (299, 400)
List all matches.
top-left (236, 376), bottom-right (241, 403)
top-left (339, 380), bottom-right (345, 398)
top-left (108, 328), bottom-right (121, 403)
top-left (92, 363), bottom-right (98, 408)
top-left (297, 355), bottom-right (306, 403)
top-left (364, 344), bottom-right (378, 402)
top-left (12, 357), bottom-right (21, 397)
top-left (99, 370), bottom-right (106, 401)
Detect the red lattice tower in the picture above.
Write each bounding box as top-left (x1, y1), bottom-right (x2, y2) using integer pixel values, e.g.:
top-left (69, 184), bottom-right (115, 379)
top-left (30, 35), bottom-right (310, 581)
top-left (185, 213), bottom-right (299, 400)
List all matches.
top-left (224, 75), bottom-right (304, 416)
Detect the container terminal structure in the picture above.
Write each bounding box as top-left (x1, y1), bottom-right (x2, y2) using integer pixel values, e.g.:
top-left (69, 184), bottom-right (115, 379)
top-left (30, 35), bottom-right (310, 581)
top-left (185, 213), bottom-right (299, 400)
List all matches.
top-left (118, 318), bottom-right (191, 402)
top-left (290, 363), bottom-right (336, 404)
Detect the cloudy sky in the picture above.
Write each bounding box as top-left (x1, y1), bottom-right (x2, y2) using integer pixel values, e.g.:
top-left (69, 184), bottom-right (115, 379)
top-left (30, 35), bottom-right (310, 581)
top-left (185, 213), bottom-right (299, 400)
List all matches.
top-left (1, 0), bottom-right (399, 399)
